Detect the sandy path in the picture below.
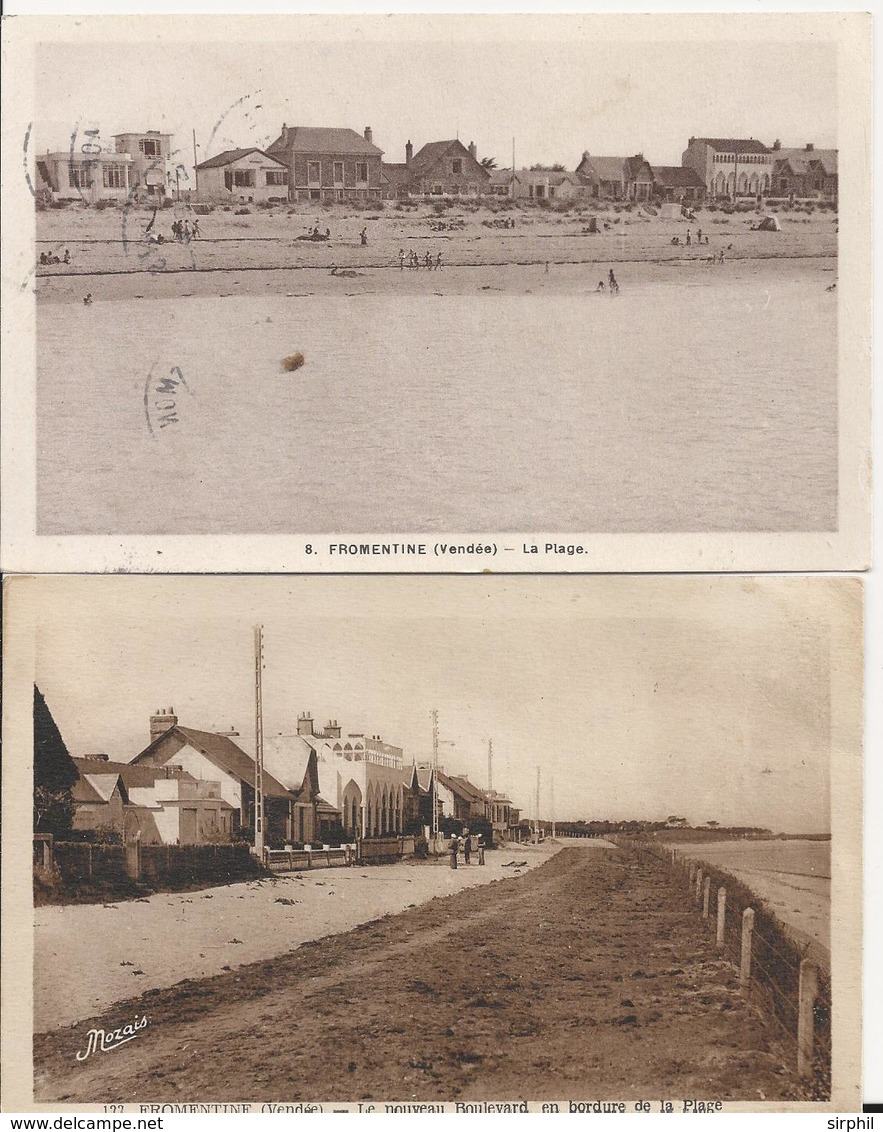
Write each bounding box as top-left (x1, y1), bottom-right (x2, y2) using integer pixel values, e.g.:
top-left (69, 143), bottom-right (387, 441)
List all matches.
top-left (34, 845), bottom-right (812, 1105)
top-left (34, 847), bottom-right (554, 1032)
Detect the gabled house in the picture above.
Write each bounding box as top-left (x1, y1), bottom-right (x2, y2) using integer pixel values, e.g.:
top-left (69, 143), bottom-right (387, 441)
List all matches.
top-left (575, 153), bottom-right (628, 200)
top-left (770, 143), bottom-right (837, 200)
top-left (624, 154), bottom-right (655, 201)
top-left (650, 165), bottom-right (706, 204)
top-left (401, 763), bottom-right (436, 833)
top-left (385, 138), bottom-right (491, 199)
top-left (266, 125), bottom-right (384, 202)
top-left (71, 755), bottom-right (235, 845)
top-left (130, 709), bottom-right (303, 846)
top-left (195, 148), bottom-right (289, 204)
top-left (488, 168), bottom-right (586, 202)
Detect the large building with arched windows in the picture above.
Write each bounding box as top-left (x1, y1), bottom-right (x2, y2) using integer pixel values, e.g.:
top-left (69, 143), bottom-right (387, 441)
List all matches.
top-left (263, 712), bottom-right (405, 840)
top-left (682, 136), bottom-right (774, 200)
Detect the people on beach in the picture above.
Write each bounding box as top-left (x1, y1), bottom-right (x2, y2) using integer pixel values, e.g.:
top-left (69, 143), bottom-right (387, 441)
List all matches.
top-left (398, 248), bottom-right (405, 270)
top-left (424, 251), bottom-right (432, 269)
top-left (182, 220), bottom-right (191, 242)
top-left (608, 269), bottom-right (619, 293)
top-left (449, 834), bottom-right (459, 869)
top-left (477, 836), bottom-right (486, 865)
top-left (686, 229), bottom-right (691, 245)
top-left (83, 293), bottom-right (93, 305)
top-left (597, 280), bottom-right (605, 292)
top-left (63, 249), bottom-right (71, 264)
top-left (435, 251), bottom-right (442, 270)
top-left (360, 227), bottom-right (368, 246)
top-left (697, 228), bottom-right (703, 244)
top-left (191, 219), bottom-right (200, 239)
top-left (463, 831), bottom-right (472, 865)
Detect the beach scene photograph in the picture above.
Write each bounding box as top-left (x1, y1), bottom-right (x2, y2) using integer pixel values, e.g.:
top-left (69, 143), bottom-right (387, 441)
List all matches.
top-left (5, 573), bottom-right (860, 1109)
top-left (24, 18), bottom-right (850, 538)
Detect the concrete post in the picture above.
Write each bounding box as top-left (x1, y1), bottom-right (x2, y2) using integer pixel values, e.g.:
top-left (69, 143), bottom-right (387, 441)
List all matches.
top-left (797, 959), bottom-right (819, 1079)
top-left (716, 887), bottom-right (727, 950)
top-left (702, 875), bottom-right (711, 918)
top-left (740, 908), bottom-right (755, 993)
top-left (688, 861), bottom-right (697, 887)
top-left (695, 867), bottom-right (703, 906)
top-left (125, 839), bottom-right (142, 881)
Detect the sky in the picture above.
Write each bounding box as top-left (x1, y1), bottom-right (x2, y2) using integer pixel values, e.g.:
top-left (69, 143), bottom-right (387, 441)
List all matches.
top-left (34, 30), bottom-right (837, 178)
top-left (27, 576), bottom-right (855, 833)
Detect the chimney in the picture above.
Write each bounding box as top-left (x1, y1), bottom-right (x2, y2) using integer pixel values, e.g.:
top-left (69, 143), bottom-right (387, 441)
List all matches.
top-left (281, 123), bottom-right (289, 147)
top-left (688, 136), bottom-right (696, 146)
top-left (805, 142), bottom-right (814, 151)
top-left (773, 138), bottom-right (781, 151)
top-left (324, 719), bottom-right (342, 739)
top-left (468, 140), bottom-right (477, 160)
top-left (364, 126), bottom-right (373, 145)
top-left (150, 707), bottom-right (177, 744)
top-left (297, 711), bottom-right (315, 737)
top-left (405, 139), bottom-right (413, 165)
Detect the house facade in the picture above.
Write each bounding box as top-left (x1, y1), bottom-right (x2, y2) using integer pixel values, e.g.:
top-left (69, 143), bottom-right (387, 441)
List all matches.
top-left (131, 709), bottom-right (305, 846)
top-left (266, 125), bottom-right (384, 202)
top-left (263, 712), bottom-right (405, 840)
top-left (574, 153), bottom-right (628, 199)
top-left (113, 131), bottom-right (172, 199)
top-left (651, 165), bottom-right (707, 204)
top-left (71, 755), bottom-right (234, 844)
top-left (36, 151), bottom-right (134, 204)
top-left (770, 143), bottom-right (837, 200)
top-left (195, 148), bottom-right (289, 204)
top-left (385, 139), bottom-right (491, 198)
top-left (488, 168), bottom-right (585, 202)
top-left (681, 136), bottom-right (773, 199)
top-left (624, 154), bottom-right (655, 201)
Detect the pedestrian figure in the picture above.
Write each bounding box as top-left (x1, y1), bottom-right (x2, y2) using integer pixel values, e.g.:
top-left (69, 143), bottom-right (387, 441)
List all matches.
top-left (596, 280), bottom-right (605, 292)
top-left (608, 269), bottom-right (619, 293)
top-left (697, 228), bottom-right (702, 244)
top-left (435, 251), bottom-right (442, 270)
top-left (449, 834), bottom-right (459, 869)
top-left (545, 261), bottom-right (550, 274)
top-left (360, 227), bottom-right (368, 246)
top-left (83, 293), bottom-right (93, 305)
top-left (686, 228), bottom-right (691, 245)
top-left (399, 248), bottom-right (405, 270)
top-left (182, 220), bottom-right (191, 242)
top-left (325, 227), bottom-right (331, 238)
top-left (477, 836), bottom-right (486, 865)
top-left (463, 832), bottom-right (472, 865)
top-left (192, 219), bottom-right (200, 239)
top-left (63, 248), bottom-right (71, 264)
top-left (424, 252), bottom-right (432, 269)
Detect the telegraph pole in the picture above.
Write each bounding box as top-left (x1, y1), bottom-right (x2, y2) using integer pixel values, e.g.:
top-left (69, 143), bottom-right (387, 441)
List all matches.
top-left (487, 738), bottom-right (493, 792)
top-left (431, 708), bottom-right (439, 840)
top-left (550, 774), bottom-right (556, 841)
top-left (253, 625), bottom-right (265, 859)
top-left (535, 765), bottom-right (541, 838)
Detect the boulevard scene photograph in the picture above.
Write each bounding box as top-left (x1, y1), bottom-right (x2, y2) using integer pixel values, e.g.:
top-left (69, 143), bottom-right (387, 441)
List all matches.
top-left (20, 19), bottom-right (854, 539)
top-left (7, 574), bottom-right (860, 1108)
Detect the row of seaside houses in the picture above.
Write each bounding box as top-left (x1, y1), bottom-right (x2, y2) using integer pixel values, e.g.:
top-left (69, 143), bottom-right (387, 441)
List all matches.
top-left (35, 125), bottom-right (837, 207)
top-left (68, 706), bottom-right (520, 848)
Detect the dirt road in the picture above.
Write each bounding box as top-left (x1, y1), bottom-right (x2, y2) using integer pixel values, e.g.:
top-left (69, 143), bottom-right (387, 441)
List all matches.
top-left (34, 847), bottom-right (806, 1104)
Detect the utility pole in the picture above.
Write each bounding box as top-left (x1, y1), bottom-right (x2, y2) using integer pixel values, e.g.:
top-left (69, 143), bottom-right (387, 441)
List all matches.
top-left (193, 129), bottom-right (199, 196)
top-left (487, 737), bottom-right (493, 792)
top-left (550, 774), bottom-right (555, 841)
top-left (535, 765), bottom-right (541, 838)
top-left (431, 709), bottom-right (439, 841)
top-left (253, 625), bottom-right (265, 859)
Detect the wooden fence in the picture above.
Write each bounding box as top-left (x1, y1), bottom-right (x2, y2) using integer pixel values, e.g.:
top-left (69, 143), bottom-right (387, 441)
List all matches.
top-left (625, 839), bottom-right (831, 1097)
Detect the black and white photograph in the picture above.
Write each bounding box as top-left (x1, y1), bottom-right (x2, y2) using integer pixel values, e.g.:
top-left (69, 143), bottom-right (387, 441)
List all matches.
top-left (0, 13), bottom-right (871, 573)
top-left (1, 574), bottom-right (862, 1110)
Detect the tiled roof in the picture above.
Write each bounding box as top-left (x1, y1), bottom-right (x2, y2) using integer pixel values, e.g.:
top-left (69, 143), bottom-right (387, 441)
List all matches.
top-left (579, 155), bottom-right (627, 182)
top-left (695, 138), bottom-right (771, 154)
top-left (72, 756), bottom-right (190, 789)
top-left (772, 148), bottom-right (837, 176)
top-left (138, 727), bottom-right (296, 799)
top-left (196, 148), bottom-right (285, 171)
top-left (267, 127), bottom-right (383, 157)
top-left (382, 163), bottom-right (414, 189)
top-left (409, 140), bottom-right (460, 175)
top-left (651, 166), bottom-right (706, 188)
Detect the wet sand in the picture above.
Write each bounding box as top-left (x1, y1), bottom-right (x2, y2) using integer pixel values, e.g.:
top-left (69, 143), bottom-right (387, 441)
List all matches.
top-left (34, 846), bottom-right (809, 1104)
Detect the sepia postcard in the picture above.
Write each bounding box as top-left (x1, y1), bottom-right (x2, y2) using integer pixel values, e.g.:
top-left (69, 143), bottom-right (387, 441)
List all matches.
top-left (0, 574), bottom-right (863, 1111)
top-left (0, 12), bottom-right (872, 575)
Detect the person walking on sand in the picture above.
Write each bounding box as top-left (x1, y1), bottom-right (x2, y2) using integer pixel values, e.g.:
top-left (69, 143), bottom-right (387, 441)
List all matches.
top-left (686, 228), bottom-right (691, 246)
top-left (360, 227), bottom-right (368, 246)
top-left (697, 227), bottom-right (702, 244)
top-left (424, 251), bottom-right (432, 269)
top-left (608, 268), bottom-right (619, 293)
top-left (449, 833), bottom-right (459, 869)
top-left (435, 251), bottom-right (443, 270)
top-left (399, 248), bottom-right (405, 270)
top-left (183, 220), bottom-right (191, 242)
top-left (192, 219), bottom-right (200, 239)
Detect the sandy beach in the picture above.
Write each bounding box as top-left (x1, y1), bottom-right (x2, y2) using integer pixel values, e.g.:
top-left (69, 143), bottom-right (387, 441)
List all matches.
top-left (34, 845), bottom-right (555, 1032)
top-left (34, 845), bottom-right (810, 1104)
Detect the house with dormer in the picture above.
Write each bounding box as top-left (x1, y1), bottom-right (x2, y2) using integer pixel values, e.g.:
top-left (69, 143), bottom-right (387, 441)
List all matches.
top-left (383, 138), bottom-right (491, 199)
top-left (266, 125), bottom-right (384, 202)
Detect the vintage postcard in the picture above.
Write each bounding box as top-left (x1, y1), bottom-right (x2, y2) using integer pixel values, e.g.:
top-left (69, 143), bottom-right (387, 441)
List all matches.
top-left (1, 574), bottom-right (863, 1111)
top-left (0, 13), bottom-right (872, 574)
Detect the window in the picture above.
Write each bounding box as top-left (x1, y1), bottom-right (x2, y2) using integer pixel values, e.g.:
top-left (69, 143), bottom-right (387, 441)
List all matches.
top-left (356, 162), bottom-right (368, 182)
top-left (452, 158), bottom-right (462, 174)
top-left (102, 163), bottom-right (126, 189)
top-left (265, 169), bottom-right (287, 186)
top-left (431, 184), bottom-right (443, 195)
top-left (333, 161), bottom-right (344, 182)
top-left (308, 161), bottom-right (321, 182)
top-left (232, 170), bottom-right (254, 187)
top-left (139, 138), bottom-right (162, 157)
top-left (68, 163), bottom-right (92, 188)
